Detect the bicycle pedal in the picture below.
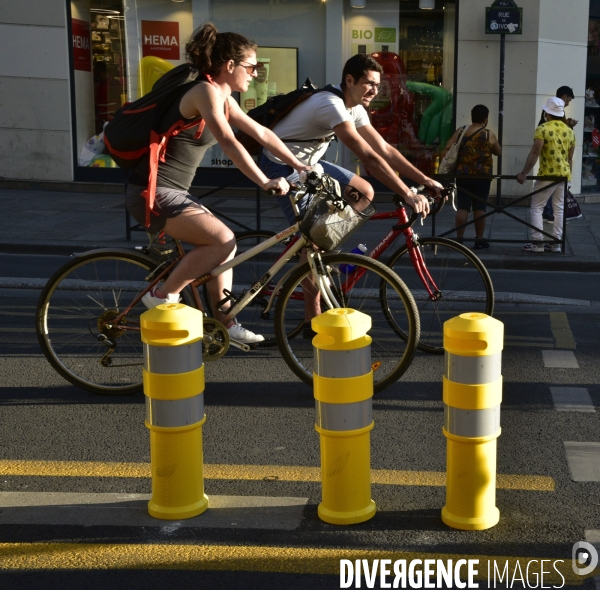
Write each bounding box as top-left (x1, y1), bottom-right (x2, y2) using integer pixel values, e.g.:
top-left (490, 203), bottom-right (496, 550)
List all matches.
top-left (228, 338), bottom-right (251, 352)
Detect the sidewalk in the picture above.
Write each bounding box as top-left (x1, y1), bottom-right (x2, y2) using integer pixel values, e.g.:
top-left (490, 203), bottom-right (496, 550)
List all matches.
top-left (2, 185), bottom-right (600, 271)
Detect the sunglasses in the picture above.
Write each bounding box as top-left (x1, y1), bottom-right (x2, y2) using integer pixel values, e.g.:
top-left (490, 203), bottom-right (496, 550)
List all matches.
top-left (238, 61), bottom-right (263, 75)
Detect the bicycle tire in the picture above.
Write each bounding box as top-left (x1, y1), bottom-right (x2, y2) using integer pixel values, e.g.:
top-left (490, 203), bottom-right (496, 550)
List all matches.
top-left (36, 250), bottom-right (158, 395)
top-left (274, 252), bottom-right (420, 394)
top-left (204, 230), bottom-right (299, 346)
top-left (385, 236), bottom-right (494, 354)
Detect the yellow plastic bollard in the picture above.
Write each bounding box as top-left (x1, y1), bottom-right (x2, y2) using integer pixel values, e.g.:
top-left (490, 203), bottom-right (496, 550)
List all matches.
top-left (441, 312), bottom-right (504, 531)
top-left (312, 308), bottom-right (376, 525)
top-left (141, 303), bottom-right (208, 520)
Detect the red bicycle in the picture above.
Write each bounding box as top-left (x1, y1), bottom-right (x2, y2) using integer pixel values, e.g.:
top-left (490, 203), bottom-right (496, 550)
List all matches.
top-left (233, 184), bottom-right (494, 354)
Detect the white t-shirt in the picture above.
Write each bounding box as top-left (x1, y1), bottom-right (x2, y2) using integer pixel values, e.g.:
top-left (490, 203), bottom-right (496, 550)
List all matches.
top-left (263, 85), bottom-right (370, 165)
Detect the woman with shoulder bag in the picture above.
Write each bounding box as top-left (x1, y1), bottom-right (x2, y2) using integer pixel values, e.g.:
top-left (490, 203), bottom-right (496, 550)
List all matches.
top-left (442, 104), bottom-right (501, 249)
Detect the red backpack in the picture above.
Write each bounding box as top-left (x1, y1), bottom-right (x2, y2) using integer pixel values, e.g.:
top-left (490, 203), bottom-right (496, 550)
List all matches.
top-left (104, 63), bottom-right (228, 227)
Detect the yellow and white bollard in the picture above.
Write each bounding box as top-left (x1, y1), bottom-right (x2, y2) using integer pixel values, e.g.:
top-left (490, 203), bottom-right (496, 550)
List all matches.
top-left (441, 312), bottom-right (504, 531)
top-left (141, 303), bottom-right (208, 520)
top-left (312, 308), bottom-right (376, 525)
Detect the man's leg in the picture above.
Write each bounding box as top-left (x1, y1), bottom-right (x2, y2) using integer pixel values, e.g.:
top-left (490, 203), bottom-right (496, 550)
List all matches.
top-left (530, 181), bottom-right (554, 243)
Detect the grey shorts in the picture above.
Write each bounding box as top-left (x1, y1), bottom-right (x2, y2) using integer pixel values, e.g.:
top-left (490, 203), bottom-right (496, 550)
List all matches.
top-left (125, 185), bottom-right (197, 233)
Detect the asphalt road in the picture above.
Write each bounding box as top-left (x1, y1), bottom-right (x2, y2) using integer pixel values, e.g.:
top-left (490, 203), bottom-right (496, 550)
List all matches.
top-left (0, 255), bottom-right (599, 589)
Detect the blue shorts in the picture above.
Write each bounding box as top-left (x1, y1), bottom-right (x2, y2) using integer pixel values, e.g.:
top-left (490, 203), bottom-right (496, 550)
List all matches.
top-left (259, 155), bottom-right (355, 225)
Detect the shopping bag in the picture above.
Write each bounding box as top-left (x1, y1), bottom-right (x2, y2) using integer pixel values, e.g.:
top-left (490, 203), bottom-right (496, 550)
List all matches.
top-left (438, 126), bottom-right (468, 175)
top-left (565, 189), bottom-right (582, 220)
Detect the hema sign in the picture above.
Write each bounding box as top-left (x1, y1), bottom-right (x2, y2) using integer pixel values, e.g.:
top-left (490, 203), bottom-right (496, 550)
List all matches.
top-left (141, 20), bottom-right (180, 60)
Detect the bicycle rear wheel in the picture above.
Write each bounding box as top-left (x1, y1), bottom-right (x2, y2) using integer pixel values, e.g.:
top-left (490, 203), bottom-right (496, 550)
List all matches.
top-left (274, 253), bottom-right (419, 394)
top-left (386, 236), bottom-right (494, 354)
top-left (36, 251), bottom-right (157, 395)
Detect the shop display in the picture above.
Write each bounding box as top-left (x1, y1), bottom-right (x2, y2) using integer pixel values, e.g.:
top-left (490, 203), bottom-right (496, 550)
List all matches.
top-left (240, 80), bottom-right (257, 114)
top-left (255, 58), bottom-right (270, 106)
top-left (90, 11), bottom-right (127, 136)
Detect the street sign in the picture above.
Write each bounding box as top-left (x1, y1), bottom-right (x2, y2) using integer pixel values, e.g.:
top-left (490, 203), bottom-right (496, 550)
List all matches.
top-left (486, 0), bottom-right (522, 35)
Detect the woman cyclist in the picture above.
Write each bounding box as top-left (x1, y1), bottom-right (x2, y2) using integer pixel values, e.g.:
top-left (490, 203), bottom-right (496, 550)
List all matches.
top-left (125, 23), bottom-right (310, 343)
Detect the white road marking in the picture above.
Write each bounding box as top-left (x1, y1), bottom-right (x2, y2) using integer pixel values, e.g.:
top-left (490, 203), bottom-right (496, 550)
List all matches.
top-left (542, 350), bottom-right (579, 368)
top-left (0, 492), bottom-right (308, 530)
top-left (564, 442), bottom-right (600, 482)
top-left (550, 387), bottom-right (595, 412)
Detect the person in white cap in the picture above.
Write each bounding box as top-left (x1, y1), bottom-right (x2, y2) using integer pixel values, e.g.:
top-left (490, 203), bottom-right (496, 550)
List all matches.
top-left (517, 97), bottom-right (575, 253)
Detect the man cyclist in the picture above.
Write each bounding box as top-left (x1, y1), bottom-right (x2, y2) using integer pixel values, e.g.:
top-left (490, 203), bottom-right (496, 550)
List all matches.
top-left (259, 53), bottom-right (443, 336)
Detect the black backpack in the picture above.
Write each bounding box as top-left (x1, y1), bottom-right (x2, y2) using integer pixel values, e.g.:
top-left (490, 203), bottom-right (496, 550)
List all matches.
top-left (103, 63), bottom-right (226, 227)
top-left (236, 77), bottom-right (345, 155)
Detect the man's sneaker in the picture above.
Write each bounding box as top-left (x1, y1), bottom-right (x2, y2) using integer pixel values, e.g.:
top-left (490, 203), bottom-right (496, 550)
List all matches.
top-left (523, 243), bottom-right (544, 253)
top-left (544, 243), bottom-right (561, 253)
top-left (542, 214), bottom-right (554, 224)
top-left (142, 287), bottom-right (181, 309)
top-left (227, 321), bottom-right (265, 344)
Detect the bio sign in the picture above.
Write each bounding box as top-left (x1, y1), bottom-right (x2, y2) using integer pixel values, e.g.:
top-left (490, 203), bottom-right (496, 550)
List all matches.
top-left (486, 0), bottom-right (522, 35)
top-left (350, 26), bottom-right (397, 55)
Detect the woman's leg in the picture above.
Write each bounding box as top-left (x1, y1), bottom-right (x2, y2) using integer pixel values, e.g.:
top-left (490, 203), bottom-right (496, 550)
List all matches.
top-left (161, 203), bottom-right (236, 324)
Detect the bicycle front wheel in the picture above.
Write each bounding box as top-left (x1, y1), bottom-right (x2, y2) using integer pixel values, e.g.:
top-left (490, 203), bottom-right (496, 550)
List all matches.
top-left (36, 251), bottom-right (156, 395)
top-left (274, 253), bottom-right (420, 394)
top-left (386, 236), bottom-right (494, 354)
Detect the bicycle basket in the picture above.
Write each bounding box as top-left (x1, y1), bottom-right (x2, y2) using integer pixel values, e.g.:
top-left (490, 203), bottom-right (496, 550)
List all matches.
top-left (298, 178), bottom-right (376, 251)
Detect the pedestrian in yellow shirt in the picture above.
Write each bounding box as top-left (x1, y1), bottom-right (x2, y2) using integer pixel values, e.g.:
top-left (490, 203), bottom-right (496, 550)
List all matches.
top-left (517, 97), bottom-right (575, 253)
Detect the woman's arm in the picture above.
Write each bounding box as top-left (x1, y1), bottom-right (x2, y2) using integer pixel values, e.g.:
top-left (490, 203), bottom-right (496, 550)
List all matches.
top-left (181, 83), bottom-right (291, 193)
top-left (489, 131), bottom-right (502, 156)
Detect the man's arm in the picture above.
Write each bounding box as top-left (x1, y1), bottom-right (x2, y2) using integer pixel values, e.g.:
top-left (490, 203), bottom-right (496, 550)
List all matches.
top-left (356, 123), bottom-right (442, 194)
top-left (334, 121), bottom-right (430, 215)
top-left (228, 98), bottom-right (310, 173)
top-left (516, 138), bottom-right (544, 184)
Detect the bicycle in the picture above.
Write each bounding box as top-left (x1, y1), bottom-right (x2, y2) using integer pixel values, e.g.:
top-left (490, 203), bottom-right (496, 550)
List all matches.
top-left (232, 184), bottom-right (494, 354)
top-left (36, 172), bottom-right (420, 396)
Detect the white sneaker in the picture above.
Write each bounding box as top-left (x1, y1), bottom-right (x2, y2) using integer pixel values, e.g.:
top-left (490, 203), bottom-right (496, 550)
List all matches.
top-left (227, 321), bottom-right (265, 344)
top-left (544, 243), bottom-right (561, 253)
top-left (142, 287), bottom-right (181, 309)
top-left (523, 243), bottom-right (544, 253)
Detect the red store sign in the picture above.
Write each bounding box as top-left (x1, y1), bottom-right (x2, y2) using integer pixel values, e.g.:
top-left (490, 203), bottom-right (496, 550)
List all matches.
top-left (141, 20), bottom-right (180, 60)
top-left (72, 18), bottom-right (91, 72)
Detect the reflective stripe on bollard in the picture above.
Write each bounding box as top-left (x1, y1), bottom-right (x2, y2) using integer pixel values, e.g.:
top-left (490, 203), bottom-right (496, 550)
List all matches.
top-left (141, 303), bottom-right (208, 521)
top-left (312, 308), bottom-right (376, 526)
top-left (441, 312), bottom-right (504, 531)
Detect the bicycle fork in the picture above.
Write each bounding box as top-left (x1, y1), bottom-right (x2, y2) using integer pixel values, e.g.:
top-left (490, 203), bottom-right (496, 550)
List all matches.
top-left (307, 251), bottom-right (342, 309)
top-left (407, 235), bottom-right (442, 301)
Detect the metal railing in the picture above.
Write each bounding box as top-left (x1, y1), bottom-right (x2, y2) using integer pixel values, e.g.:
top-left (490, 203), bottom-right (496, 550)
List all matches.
top-left (432, 174), bottom-right (569, 255)
top-left (125, 175), bottom-right (266, 241)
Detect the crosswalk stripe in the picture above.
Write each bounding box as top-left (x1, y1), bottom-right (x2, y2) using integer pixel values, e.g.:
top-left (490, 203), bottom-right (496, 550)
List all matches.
top-left (549, 312), bottom-right (576, 349)
top-left (0, 461), bottom-right (554, 491)
top-left (542, 350), bottom-right (579, 368)
top-left (550, 387), bottom-right (595, 412)
top-left (0, 542), bottom-right (590, 584)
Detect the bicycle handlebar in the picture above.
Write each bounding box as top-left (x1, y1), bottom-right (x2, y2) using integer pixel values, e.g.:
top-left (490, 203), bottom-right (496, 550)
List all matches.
top-left (392, 183), bottom-right (455, 231)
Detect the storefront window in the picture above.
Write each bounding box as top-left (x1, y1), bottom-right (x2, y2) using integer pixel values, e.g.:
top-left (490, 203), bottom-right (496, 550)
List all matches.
top-left (71, 0), bottom-right (128, 169)
top-left (353, 0), bottom-right (456, 177)
top-left (69, 0), bottom-right (457, 178)
top-left (583, 4), bottom-right (600, 192)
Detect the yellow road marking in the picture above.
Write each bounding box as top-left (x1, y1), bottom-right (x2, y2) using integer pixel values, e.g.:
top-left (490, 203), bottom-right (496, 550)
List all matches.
top-left (0, 543), bottom-right (591, 584)
top-left (0, 461), bottom-right (554, 491)
top-left (549, 312), bottom-right (576, 349)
